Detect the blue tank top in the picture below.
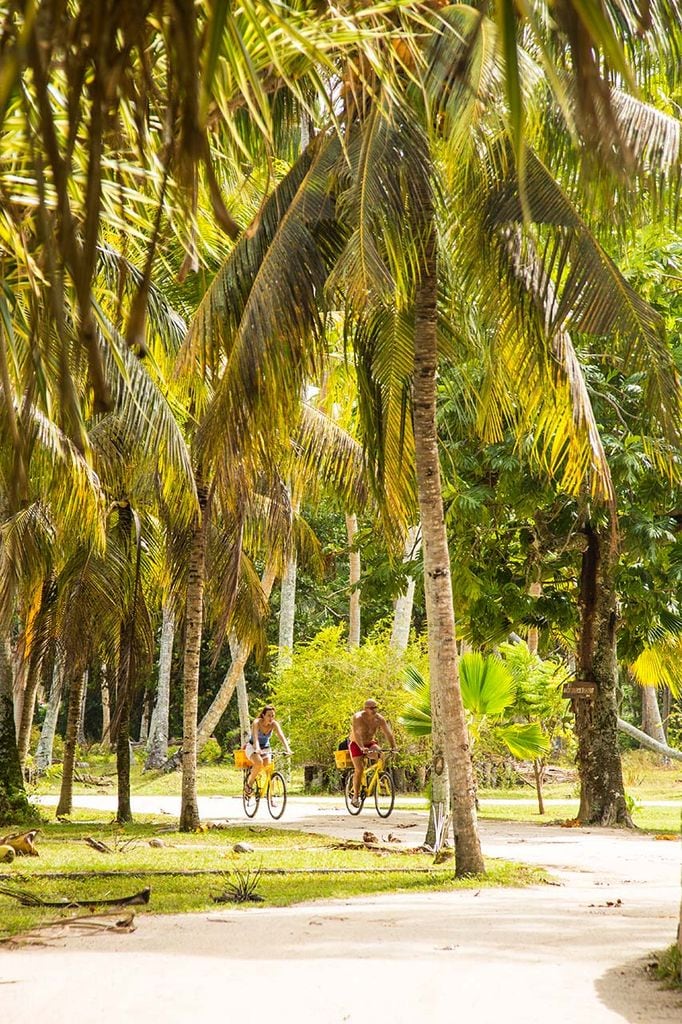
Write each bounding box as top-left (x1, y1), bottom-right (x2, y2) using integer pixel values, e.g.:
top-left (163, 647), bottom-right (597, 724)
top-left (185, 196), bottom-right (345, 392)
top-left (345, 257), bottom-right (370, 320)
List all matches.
top-left (257, 727), bottom-right (273, 748)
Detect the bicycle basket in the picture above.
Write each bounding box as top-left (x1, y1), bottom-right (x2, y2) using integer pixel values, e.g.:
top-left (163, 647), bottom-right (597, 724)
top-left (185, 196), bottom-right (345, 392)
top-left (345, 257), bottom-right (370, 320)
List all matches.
top-left (334, 749), bottom-right (352, 769)
top-left (234, 749), bottom-right (252, 769)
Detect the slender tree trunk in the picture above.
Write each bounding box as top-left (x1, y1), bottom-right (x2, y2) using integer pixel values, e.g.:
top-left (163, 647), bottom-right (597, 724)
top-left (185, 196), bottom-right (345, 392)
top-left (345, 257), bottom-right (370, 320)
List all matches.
top-left (278, 554), bottom-right (298, 667)
top-left (346, 512), bottom-right (361, 647)
top-left (640, 684), bottom-right (666, 747)
top-left (617, 718), bottom-right (682, 761)
top-left (100, 663), bottom-right (111, 745)
top-left (0, 637), bottom-right (34, 824)
top-left (56, 671), bottom-right (86, 817)
top-left (35, 657), bottom-right (64, 771)
top-left (575, 522), bottom-right (632, 826)
top-left (179, 485), bottom-right (209, 832)
top-left (145, 603), bottom-right (174, 770)
top-left (196, 563), bottom-right (277, 752)
top-left (231, 634), bottom-right (251, 744)
top-left (533, 759), bottom-right (545, 815)
top-left (390, 524), bottom-right (421, 654)
top-left (412, 215), bottom-right (484, 876)
top-left (76, 669), bottom-right (88, 747)
top-left (527, 580), bottom-right (542, 655)
top-left (138, 691), bottom-right (151, 744)
top-left (17, 659), bottom-right (41, 768)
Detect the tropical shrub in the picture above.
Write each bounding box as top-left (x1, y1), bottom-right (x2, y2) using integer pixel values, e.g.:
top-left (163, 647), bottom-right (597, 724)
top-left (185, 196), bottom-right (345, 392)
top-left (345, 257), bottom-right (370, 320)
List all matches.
top-left (268, 625), bottom-right (429, 777)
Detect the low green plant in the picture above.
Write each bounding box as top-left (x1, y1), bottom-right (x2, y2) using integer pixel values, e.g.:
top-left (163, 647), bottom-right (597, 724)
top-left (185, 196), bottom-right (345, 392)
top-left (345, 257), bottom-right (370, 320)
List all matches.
top-left (198, 738), bottom-right (223, 764)
top-left (654, 943), bottom-right (682, 988)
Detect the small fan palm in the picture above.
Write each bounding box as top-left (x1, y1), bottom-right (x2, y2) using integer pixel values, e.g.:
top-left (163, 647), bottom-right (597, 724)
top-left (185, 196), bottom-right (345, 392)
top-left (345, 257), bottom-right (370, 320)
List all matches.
top-left (401, 657), bottom-right (549, 761)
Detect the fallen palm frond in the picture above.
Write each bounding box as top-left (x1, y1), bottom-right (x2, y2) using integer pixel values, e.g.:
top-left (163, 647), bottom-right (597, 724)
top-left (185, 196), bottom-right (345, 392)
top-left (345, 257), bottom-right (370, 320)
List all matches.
top-left (0, 830), bottom-right (40, 856)
top-left (212, 868), bottom-right (264, 903)
top-left (0, 911), bottom-right (137, 947)
top-left (0, 884), bottom-right (151, 908)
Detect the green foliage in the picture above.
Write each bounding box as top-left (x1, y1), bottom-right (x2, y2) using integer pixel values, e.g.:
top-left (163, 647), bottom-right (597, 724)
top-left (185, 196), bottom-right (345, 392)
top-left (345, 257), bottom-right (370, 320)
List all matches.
top-left (269, 625), bottom-right (429, 772)
top-left (655, 944), bottom-right (682, 988)
top-left (401, 649), bottom-right (552, 762)
top-left (198, 738), bottom-right (223, 765)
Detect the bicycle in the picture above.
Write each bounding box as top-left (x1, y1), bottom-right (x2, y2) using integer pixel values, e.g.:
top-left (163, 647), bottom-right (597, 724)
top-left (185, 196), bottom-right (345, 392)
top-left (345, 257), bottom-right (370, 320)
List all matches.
top-left (233, 750), bottom-right (289, 820)
top-left (340, 748), bottom-right (395, 818)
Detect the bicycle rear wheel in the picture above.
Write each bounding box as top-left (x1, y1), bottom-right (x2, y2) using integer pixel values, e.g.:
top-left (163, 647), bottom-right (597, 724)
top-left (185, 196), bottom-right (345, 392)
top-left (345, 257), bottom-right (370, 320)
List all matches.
top-left (243, 770), bottom-right (260, 818)
top-left (374, 770), bottom-right (395, 818)
top-left (344, 771), bottom-right (364, 815)
top-left (267, 771), bottom-right (287, 819)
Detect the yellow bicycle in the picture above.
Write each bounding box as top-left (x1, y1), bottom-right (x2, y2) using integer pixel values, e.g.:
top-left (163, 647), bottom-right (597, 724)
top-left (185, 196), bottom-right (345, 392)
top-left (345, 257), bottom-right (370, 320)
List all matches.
top-left (338, 748), bottom-right (395, 818)
top-left (234, 751), bottom-right (288, 820)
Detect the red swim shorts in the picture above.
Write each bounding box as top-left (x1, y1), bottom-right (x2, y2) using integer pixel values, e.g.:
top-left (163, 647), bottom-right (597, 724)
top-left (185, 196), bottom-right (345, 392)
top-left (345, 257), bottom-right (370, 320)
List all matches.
top-left (349, 740), bottom-right (379, 759)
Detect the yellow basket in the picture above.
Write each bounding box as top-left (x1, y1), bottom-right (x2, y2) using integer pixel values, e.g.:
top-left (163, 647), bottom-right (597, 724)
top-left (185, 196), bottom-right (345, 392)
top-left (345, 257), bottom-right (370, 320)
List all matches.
top-left (334, 749), bottom-right (352, 769)
top-left (234, 749), bottom-right (253, 769)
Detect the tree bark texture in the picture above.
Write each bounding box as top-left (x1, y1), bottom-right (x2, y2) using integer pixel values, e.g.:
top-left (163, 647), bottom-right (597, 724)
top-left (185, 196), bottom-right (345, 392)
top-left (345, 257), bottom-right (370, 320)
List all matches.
top-left (278, 553), bottom-right (298, 668)
top-left (196, 563), bottom-right (277, 752)
top-left (575, 523), bottom-right (632, 826)
top-left (390, 524), bottom-right (421, 654)
top-left (179, 486), bottom-right (209, 832)
top-left (35, 657), bottom-right (64, 771)
top-left (640, 684), bottom-right (666, 747)
top-left (0, 636), bottom-right (34, 824)
top-left (100, 663), bottom-right (111, 744)
top-left (231, 634), bottom-right (251, 744)
top-left (412, 220), bottom-right (484, 876)
top-left (145, 603), bottom-right (174, 770)
top-left (56, 671), bottom-right (86, 817)
top-left (345, 512), bottom-right (361, 647)
top-left (76, 669), bottom-right (89, 747)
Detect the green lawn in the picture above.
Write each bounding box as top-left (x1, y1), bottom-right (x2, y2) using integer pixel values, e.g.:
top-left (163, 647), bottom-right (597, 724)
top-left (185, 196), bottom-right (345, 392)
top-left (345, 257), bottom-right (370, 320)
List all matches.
top-left (0, 811), bottom-right (544, 940)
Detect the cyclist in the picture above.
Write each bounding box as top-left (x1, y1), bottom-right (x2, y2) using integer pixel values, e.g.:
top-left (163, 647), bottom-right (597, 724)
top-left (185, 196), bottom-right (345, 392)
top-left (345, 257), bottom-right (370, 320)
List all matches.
top-left (348, 698), bottom-right (396, 807)
top-left (244, 705), bottom-right (291, 796)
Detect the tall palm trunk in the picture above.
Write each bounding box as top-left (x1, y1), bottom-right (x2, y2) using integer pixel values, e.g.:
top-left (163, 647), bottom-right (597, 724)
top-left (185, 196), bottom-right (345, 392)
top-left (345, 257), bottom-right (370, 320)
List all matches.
top-left (100, 663), bottom-right (111, 744)
top-left (76, 669), bottom-right (88, 746)
top-left (345, 512), bottom-right (361, 646)
top-left (575, 521), bottom-right (631, 826)
top-left (231, 634), bottom-right (251, 743)
top-left (196, 563), bottom-right (277, 752)
top-left (640, 683), bottom-right (666, 747)
top-left (179, 485), bottom-right (209, 832)
top-left (390, 524), bottom-right (421, 653)
top-left (56, 670), bottom-right (86, 817)
top-left (35, 656), bottom-right (64, 771)
top-left (278, 554), bottom-right (298, 667)
top-left (145, 603), bottom-right (175, 770)
top-left (0, 637), bottom-right (33, 824)
top-left (412, 217), bottom-right (484, 877)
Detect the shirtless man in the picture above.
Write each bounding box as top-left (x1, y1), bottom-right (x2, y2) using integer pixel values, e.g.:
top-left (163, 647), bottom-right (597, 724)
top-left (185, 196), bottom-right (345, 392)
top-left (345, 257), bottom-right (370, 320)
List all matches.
top-left (349, 699), bottom-right (396, 807)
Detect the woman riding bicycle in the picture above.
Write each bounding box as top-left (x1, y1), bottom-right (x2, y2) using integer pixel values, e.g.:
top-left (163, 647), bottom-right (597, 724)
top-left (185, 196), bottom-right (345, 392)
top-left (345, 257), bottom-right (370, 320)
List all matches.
top-left (244, 705), bottom-right (291, 797)
top-left (348, 698), bottom-right (396, 807)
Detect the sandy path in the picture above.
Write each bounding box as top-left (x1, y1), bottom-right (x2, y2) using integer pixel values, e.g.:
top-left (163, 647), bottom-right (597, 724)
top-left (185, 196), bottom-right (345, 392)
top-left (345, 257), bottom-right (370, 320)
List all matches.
top-left (1, 796), bottom-right (680, 1024)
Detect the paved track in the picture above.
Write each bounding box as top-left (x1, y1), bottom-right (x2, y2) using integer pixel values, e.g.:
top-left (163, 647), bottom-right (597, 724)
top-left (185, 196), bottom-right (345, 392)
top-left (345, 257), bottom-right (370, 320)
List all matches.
top-left (2, 795), bottom-right (680, 1024)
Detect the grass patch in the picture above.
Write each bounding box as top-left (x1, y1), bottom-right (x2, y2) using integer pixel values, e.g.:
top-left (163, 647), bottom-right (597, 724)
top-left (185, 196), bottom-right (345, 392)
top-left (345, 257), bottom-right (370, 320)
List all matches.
top-left (476, 799), bottom-right (681, 833)
top-left (654, 944), bottom-right (682, 989)
top-left (0, 812), bottom-right (545, 940)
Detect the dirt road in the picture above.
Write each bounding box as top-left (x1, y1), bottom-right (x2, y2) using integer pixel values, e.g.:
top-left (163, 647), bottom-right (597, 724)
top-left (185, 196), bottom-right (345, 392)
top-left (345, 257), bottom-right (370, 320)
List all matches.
top-left (2, 796), bottom-right (680, 1024)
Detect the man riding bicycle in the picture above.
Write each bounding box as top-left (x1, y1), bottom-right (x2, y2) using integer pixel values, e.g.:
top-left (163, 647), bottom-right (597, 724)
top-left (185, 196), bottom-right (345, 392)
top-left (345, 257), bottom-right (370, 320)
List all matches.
top-left (348, 698), bottom-right (396, 807)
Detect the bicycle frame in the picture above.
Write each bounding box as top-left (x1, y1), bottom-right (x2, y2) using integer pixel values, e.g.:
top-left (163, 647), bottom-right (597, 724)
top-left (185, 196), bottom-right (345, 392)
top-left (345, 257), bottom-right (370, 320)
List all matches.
top-left (344, 750), bottom-right (395, 818)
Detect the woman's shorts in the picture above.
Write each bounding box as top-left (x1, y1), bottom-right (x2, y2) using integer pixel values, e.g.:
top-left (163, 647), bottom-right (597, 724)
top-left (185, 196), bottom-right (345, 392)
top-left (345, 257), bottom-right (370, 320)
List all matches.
top-left (244, 742), bottom-right (272, 761)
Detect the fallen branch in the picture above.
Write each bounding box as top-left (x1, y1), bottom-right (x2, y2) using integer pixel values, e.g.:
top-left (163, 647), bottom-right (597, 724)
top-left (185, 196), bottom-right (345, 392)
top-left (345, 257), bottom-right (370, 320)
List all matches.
top-left (0, 885), bottom-right (151, 908)
top-left (84, 837), bottom-right (113, 854)
top-left (0, 911), bottom-right (136, 946)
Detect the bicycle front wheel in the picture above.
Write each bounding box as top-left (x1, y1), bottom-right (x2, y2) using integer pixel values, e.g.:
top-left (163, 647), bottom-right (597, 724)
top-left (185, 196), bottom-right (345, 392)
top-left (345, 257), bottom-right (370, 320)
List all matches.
top-left (243, 771), bottom-right (260, 818)
top-left (374, 770), bottom-right (395, 818)
top-left (344, 771), bottom-right (364, 815)
top-left (267, 771), bottom-right (287, 819)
